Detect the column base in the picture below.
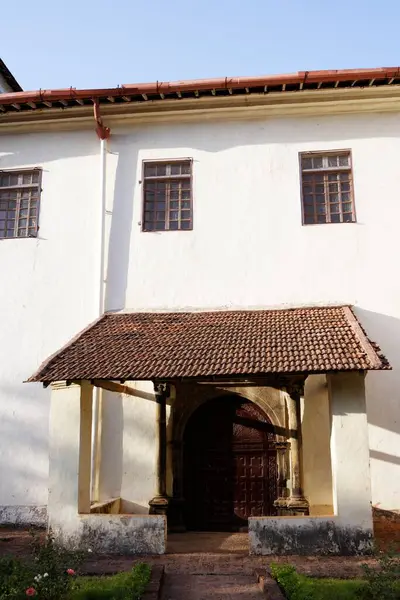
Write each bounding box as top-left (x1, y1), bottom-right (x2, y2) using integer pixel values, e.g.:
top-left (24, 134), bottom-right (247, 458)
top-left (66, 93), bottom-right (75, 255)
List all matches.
top-left (274, 496), bottom-right (309, 517)
top-left (149, 495), bottom-right (171, 517)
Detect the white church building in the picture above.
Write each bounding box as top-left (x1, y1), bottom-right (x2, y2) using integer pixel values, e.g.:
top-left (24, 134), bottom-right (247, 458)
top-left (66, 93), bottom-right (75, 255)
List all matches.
top-left (0, 64), bottom-right (399, 554)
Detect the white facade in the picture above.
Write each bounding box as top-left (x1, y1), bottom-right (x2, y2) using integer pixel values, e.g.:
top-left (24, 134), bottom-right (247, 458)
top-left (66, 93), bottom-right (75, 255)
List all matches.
top-left (0, 104), bottom-right (399, 523)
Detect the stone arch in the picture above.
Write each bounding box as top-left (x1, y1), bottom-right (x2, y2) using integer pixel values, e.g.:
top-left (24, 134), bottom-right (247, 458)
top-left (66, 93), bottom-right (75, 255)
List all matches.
top-left (172, 383), bottom-right (285, 444)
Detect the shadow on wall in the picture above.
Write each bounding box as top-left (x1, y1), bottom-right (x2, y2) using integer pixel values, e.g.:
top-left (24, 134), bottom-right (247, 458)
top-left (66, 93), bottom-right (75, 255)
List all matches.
top-left (355, 307), bottom-right (400, 508)
top-left (104, 138), bottom-right (138, 312)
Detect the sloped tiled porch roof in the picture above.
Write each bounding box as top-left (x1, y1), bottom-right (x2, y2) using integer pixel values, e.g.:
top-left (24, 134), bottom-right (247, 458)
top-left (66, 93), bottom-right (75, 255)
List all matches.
top-left (28, 306), bottom-right (390, 384)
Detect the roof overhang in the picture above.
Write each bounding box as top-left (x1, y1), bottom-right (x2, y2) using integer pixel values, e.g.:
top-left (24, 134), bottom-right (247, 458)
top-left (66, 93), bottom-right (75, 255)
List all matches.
top-left (1, 66), bottom-right (400, 133)
top-left (28, 306), bottom-right (390, 386)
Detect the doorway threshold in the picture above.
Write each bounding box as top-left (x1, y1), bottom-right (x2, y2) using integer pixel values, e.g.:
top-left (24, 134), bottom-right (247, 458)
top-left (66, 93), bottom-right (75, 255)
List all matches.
top-left (167, 532), bottom-right (249, 554)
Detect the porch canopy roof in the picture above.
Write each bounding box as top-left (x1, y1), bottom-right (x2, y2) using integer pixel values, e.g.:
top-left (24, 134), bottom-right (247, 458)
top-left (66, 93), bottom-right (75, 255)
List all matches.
top-left (28, 306), bottom-right (390, 384)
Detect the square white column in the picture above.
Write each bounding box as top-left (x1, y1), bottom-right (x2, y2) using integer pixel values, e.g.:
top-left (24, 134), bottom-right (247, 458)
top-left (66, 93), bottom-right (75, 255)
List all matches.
top-left (48, 381), bottom-right (93, 536)
top-left (328, 372), bottom-right (373, 531)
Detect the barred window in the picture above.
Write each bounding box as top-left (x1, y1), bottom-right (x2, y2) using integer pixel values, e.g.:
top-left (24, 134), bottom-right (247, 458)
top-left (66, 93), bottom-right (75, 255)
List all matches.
top-left (0, 169), bottom-right (41, 238)
top-left (300, 152), bottom-right (355, 225)
top-left (142, 160), bottom-right (192, 231)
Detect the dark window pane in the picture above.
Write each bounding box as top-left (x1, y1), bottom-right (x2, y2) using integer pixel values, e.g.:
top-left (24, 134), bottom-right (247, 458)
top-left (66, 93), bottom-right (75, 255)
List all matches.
top-left (181, 221), bottom-right (191, 230)
top-left (156, 201), bottom-right (165, 210)
top-left (317, 215), bottom-right (327, 224)
top-left (19, 208), bottom-right (28, 217)
top-left (170, 201), bottom-right (179, 209)
top-left (156, 164), bottom-right (167, 176)
top-left (170, 181), bottom-right (180, 190)
top-left (170, 190), bottom-right (179, 200)
top-left (21, 200), bottom-right (30, 209)
top-left (146, 181), bottom-right (156, 190)
top-left (329, 183), bottom-right (338, 192)
top-left (144, 211), bottom-right (154, 220)
top-left (331, 214), bottom-right (340, 223)
top-left (181, 200), bottom-right (191, 209)
top-left (182, 163), bottom-right (191, 174)
top-left (169, 221), bottom-right (179, 230)
top-left (145, 222), bottom-right (155, 231)
top-left (330, 193), bottom-right (339, 202)
top-left (330, 204), bottom-right (340, 214)
top-left (316, 205), bottom-right (326, 214)
top-left (169, 211), bottom-right (179, 220)
top-left (181, 189), bottom-right (190, 199)
top-left (145, 202), bottom-right (154, 211)
top-left (155, 221), bottom-right (165, 230)
top-left (145, 165), bottom-right (157, 177)
top-left (302, 157), bottom-right (312, 169)
top-left (328, 174), bottom-right (338, 182)
top-left (316, 195), bottom-right (325, 204)
top-left (304, 205), bottom-right (314, 215)
top-left (340, 182), bottom-right (350, 192)
top-left (155, 212), bottom-right (165, 220)
top-left (171, 164), bottom-right (181, 175)
top-left (343, 214), bottom-right (354, 222)
top-left (312, 157), bottom-right (323, 168)
top-left (6, 230), bottom-right (14, 237)
top-left (10, 174), bottom-right (18, 186)
top-left (304, 214), bottom-right (314, 224)
top-left (304, 196), bottom-right (313, 205)
top-left (328, 156), bottom-right (338, 167)
top-left (339, 173), bottom-right (349, 181)
top-left (0, 210), bottom-right (5, 219)
top-left (315, 184), bottom-right (324, 193)
top-left (342, 202), bottom-right (353, 213)
top-left (339, 155), bottom-right (349, 166)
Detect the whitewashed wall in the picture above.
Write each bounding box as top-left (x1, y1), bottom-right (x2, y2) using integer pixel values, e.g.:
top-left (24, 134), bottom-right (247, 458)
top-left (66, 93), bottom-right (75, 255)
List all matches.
top-left (0, 109), bottom-right (399, 519)
top-left (0, 131), bottom-right (99, 522)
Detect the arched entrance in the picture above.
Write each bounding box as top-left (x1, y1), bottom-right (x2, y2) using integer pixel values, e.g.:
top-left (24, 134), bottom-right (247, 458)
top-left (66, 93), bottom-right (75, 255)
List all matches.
top-left (183, 396), bottom-right (278, 531)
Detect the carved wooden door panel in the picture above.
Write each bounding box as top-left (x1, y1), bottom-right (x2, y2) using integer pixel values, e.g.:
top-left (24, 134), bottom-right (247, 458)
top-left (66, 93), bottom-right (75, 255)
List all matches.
top-left (183, 396), bottom-right (277, 531)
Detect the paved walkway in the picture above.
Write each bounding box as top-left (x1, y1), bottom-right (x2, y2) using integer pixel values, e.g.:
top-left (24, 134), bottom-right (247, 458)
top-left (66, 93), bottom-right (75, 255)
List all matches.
top-left (161, 574), bottom-right (264, 600)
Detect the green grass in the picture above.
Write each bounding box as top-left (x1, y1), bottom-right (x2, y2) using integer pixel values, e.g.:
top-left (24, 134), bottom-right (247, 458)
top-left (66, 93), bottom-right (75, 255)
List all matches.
top-left (70, 563), bottom-right (151, 600)
top-left (270, 564), bottom-right (400, 600)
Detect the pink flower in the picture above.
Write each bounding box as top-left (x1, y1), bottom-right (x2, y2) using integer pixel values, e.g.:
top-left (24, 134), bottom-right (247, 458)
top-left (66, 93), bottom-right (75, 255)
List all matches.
top-left (26, 588), bottom-right (36, 597)
top-left (66, 569), bottom-right (75, 576)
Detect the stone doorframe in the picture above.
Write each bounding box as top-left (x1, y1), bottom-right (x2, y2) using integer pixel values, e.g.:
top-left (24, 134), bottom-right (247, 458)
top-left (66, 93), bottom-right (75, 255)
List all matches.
top-left (165, 379), bottom-right (309, 530)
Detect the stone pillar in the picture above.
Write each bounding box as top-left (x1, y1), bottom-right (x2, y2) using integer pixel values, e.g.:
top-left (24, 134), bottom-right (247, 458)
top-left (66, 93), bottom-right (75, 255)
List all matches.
top-left (274, 442), bottom-right (290, 509)
top-left (283, 384), bottom-right (309, 515)
top-left (149, 383), bottom-right (170, 516)
top-left (327, 372), bottom-right (373, 535)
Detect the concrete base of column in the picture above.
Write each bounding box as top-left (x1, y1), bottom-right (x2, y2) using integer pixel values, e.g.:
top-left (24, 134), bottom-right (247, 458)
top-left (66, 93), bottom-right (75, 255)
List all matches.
top-left (149, 495), bottom-right (171, 517)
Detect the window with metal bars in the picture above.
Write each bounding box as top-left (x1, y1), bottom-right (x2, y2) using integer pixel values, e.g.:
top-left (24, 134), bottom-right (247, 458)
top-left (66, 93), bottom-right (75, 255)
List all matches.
top-left (300, 152), bottom-right (355, 225)
top-left (0, 169), bottom-right (42, 238)
top-left (142, 160), bottom-right (192, 231)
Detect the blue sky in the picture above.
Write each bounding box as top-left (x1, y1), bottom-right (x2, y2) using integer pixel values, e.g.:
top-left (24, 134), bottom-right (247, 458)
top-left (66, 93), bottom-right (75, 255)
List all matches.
top-left (2, 0), bottom-right (399, 91)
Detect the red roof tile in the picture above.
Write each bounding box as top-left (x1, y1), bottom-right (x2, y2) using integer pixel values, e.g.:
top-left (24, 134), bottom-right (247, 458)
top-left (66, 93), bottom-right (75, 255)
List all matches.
top-left (28, 306), bottom-right (389, 383)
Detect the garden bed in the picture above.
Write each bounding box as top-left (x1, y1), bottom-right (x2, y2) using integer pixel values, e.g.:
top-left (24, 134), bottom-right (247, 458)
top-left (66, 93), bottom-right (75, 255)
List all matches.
top-left (0, 532), bottom-right (151, 599)
top-left (271, 561), bottom-right (400, 600)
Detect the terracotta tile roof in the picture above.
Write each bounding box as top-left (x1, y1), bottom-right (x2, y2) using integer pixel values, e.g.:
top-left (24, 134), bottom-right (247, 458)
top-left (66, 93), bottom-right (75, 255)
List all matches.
top-left (28, 306), bottom-right (389, 383)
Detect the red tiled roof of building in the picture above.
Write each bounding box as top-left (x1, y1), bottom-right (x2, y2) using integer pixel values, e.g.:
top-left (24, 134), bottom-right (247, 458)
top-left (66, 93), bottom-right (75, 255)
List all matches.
top-left (28, 306), bottom-right (390, 384)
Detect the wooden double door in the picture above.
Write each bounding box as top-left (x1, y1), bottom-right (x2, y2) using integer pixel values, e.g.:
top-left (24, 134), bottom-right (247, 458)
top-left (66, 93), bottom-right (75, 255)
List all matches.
top-left (183, 396), bottom-right (277, 531)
